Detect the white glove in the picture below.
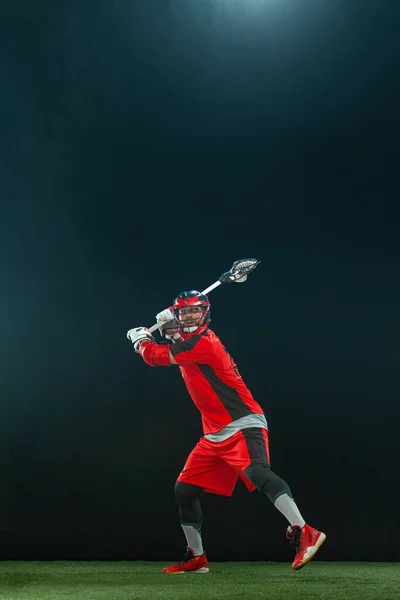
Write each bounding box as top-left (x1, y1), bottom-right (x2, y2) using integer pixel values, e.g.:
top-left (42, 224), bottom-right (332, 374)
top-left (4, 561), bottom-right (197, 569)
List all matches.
top-left (127, 327), bottom-right (154, 352)
top-left (156, 307), bottom-right (176, 334)
top-left (156, 307), bottom-right (174, 324)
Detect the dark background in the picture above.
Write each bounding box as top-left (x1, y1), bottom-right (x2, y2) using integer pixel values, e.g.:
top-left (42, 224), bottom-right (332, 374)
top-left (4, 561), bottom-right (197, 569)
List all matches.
top-left (1, 0), bottom-right (399, 562)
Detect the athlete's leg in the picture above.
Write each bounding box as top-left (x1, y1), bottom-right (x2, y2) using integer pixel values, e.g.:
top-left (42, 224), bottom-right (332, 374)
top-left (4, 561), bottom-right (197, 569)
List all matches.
top-left (163, 437), bottom-right (241, 573)
top-left (163, 437), bottom-right (222, 575)
top-left (173, 435), bottom-right (237, 556)
top-left (239, 428), bottom-right (306, 526)
top-left (244, 462), bottom-right (306, 526)
top-left (174, 481), bottom-right (204, 557)
top-left (240, 429), bottom-right (326, 569)
top-left (163, 480), bottom-right (208, 573)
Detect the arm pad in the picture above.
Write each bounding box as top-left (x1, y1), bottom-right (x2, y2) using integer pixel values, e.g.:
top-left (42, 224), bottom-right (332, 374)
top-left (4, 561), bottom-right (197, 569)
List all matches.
top-left (138, 341), bottom-right (172, 367)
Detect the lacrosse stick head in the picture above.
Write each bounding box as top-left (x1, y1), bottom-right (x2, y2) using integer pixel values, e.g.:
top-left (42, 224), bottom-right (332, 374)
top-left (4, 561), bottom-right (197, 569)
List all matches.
top-left (219, 258), bottom-right (261, 284)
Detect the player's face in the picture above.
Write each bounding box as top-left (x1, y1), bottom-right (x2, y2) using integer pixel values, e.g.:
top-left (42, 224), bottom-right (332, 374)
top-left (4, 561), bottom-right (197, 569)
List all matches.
top-left (178, 305), bottom-right (203, 328)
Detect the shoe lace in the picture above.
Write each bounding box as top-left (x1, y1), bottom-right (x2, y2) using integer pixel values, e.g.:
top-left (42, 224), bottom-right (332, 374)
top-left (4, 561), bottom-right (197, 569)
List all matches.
top-left (286, 526), bottom-right (302, 554)
top-left (177, 548), bottom-right (194, 565)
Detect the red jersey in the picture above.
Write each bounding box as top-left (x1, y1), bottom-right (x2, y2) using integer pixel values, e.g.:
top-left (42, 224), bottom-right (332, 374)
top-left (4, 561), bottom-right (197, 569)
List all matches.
top-left (170, 328), bottom-right (264, 435)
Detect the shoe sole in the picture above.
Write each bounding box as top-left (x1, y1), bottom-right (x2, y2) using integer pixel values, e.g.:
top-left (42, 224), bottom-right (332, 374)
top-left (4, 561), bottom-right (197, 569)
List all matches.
top-left (163, 567), bottom-right (209, 574)
top-left (292, 533), bottom-right (327, 570)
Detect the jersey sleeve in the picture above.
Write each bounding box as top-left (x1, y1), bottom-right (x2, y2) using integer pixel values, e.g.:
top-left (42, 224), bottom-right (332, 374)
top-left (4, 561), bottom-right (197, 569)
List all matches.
top-left (170, 334), bottom-right (214, 366)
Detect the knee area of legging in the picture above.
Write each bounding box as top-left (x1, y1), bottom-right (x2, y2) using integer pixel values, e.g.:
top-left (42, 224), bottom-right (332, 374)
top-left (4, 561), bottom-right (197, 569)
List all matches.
top-left (244, 463), bottom-right (271, 490)
top-left (174, 481), bottom-right (201, 504)
top-left (245, 464), bottom-right (292, 501)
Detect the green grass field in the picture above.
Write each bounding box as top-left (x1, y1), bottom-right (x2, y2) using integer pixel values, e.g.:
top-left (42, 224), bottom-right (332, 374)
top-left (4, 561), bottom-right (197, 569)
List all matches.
top-left (0, 561), bottom-right (398, 600)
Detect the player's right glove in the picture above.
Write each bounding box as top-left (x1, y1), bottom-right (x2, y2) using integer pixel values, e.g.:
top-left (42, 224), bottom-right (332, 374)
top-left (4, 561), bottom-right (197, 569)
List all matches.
top-left (127, 327), bottom-right (155, 352)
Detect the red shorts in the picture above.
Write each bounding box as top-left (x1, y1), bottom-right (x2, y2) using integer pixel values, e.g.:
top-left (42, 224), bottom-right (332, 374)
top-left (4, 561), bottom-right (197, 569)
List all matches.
top-left (177, 427), bottom-right (270, 497)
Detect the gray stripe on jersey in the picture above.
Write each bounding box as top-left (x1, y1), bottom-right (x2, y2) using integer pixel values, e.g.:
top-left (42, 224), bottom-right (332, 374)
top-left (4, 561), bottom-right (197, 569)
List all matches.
top-left (204, 413), bottom-right (268, 443)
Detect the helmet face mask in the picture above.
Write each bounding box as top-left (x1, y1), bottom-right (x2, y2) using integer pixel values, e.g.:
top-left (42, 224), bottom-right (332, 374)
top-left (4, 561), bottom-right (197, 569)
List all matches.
top-left (173, 291), bottom-right (211, 335)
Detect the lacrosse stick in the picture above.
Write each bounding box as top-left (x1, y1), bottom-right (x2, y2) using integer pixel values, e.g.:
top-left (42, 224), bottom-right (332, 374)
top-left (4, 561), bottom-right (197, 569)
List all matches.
top-left (148, 258), bottom-right (261, 334)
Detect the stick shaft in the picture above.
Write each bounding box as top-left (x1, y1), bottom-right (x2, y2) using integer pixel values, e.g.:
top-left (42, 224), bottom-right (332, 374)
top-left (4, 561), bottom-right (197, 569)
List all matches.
top-left (201, 280), bottom-right (222, 295)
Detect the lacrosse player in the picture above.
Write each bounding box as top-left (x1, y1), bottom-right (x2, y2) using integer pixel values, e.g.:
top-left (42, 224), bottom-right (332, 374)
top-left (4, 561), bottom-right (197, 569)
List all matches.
top-left (127, 291), bottom-right (326, 573)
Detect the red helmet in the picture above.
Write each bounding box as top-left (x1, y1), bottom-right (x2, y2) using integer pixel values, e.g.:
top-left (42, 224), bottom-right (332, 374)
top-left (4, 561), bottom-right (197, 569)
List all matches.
top-left (172, 290), bottom-right (211, 335)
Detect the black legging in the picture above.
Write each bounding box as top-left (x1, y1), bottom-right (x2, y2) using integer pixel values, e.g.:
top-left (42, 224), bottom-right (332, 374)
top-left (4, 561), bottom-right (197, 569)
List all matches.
top-left (174, 481), bottom-right (203, 524)
top-left (174, 463), bottom-right (292, 525)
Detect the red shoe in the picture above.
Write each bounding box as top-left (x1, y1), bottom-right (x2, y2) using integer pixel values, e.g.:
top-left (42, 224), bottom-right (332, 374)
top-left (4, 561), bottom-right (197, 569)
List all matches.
top-left (163, 547), bottom-right (209, 574)
top-left (286, 524), bottom-right (326, 570)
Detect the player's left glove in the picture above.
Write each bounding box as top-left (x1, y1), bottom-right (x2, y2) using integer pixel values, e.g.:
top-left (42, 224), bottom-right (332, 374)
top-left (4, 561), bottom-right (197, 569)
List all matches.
top-left (155, 307), bottom-right (180, 341)
top-left (127, 327), bottom-right (155, 352)
top-left (156, 307), bottom-right (175, 330)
